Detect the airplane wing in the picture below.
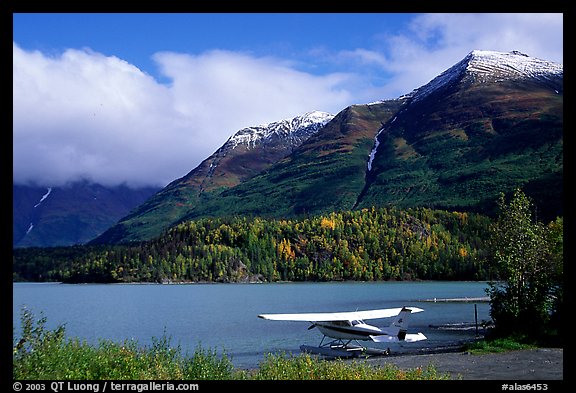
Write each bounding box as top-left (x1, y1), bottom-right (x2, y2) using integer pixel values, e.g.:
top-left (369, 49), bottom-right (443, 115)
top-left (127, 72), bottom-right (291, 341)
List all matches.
top-left (258, 307), bottom-right (423, 322)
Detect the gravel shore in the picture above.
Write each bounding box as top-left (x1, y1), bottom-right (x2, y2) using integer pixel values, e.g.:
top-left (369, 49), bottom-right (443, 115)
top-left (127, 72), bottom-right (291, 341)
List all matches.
top-left (364, 347), bottom-right (563, 380)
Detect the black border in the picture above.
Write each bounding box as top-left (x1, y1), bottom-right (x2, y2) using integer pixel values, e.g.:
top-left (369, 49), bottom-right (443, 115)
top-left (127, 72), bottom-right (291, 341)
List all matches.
top-left (5, 2), bottom-right (570, 388)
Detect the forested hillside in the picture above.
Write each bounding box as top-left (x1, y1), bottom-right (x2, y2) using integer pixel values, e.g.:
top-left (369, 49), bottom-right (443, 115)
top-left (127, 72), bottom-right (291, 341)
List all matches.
top-left (14, 207), bottom-right (495, 283)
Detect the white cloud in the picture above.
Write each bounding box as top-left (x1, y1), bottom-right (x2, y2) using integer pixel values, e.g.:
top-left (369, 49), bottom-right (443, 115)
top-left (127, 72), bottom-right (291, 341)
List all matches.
top-left (337, 48), bottom-right (389, 68)
top-left (13, 44), bottom-right (355, 188)
top-left (337, 13), bottom-right (563, 100)
top-left (409, 13), bottom-right (563, 62)
top-left (153, 49), bottom-right (352, 131)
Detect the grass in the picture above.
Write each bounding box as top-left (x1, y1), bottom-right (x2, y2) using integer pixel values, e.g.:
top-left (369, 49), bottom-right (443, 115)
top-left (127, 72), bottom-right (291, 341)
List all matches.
top-left (13, 308), bottom-right (450, 380)
top-left (248, 352), bottom-right (449, 380)
top-left (462, 336), bottom-right (538, 354)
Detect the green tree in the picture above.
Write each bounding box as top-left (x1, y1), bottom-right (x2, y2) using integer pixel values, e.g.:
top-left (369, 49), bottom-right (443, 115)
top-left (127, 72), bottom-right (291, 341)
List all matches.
top-left (545, 217), bottom-right (563, 338)
top-left (487, 189), bottom-right (561, 339)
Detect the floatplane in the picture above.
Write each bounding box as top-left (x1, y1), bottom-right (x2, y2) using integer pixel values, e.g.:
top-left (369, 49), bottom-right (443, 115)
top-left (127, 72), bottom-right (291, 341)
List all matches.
top-left (258, 306), bottom-right (427, 358)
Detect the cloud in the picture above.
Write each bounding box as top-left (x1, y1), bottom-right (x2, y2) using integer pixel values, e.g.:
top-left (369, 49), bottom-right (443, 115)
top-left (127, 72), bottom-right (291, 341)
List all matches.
top-left (407, 13), bottom-right (563, 62)
top-left (336, 13), bottom-right (563, 100)
top-left (13, 44), bottom-right (355, 188)
top-left (153, 49), bottom-right (353, 132)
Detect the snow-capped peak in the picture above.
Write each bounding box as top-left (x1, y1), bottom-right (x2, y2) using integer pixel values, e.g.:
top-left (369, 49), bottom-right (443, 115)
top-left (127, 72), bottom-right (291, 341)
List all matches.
top-left (408, 50), bottom-right (563, 103)
top-left (227, 111), bottom-right (334, 150)
top-left (465, 50), bottom-right (563, 81)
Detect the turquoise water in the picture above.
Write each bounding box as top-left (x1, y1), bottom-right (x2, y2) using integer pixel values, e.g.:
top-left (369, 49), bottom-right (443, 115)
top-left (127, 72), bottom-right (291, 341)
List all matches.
top-left (13, 281), bottom-right (491, 368)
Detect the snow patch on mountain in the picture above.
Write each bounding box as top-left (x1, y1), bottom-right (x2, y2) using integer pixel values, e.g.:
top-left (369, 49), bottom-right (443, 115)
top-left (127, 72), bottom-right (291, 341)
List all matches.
top-left (34, 187), bottom-right (52, 208)
top-left (407, 50), bottom-right (563, 103)
top-left (25, 187), bottom-right (52, 237)
top-left (227, 111), bottom-right (334, 150)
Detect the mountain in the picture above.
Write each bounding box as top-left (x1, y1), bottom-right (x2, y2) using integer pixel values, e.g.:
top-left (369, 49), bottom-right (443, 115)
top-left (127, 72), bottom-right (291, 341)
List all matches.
top-left (178, 110), bottom-right (334, 193)
top-left (92, 111), bottom-right (334, 243)
top-left (93, 50), bottom-right (563, 245)
top-left (357, 50), bottom-right (563, 214)
top-left (13, 181), bottom-right (159, 247)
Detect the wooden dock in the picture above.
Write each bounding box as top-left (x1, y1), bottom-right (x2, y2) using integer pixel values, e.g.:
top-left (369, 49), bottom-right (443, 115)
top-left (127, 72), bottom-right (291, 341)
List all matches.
top-left (420, 296), bottom-right (489, 302)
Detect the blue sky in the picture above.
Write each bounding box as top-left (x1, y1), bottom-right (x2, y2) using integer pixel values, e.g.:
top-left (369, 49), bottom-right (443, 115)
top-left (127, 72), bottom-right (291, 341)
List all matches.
top-left (13, 13), bottom-right (564, 188)
top-left (13, 13), bottom-right (415, 80)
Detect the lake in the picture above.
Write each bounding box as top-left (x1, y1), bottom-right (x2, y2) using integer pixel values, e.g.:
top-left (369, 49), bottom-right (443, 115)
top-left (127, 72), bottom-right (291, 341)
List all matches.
top-left (13, 281), bottom-right (491, 369)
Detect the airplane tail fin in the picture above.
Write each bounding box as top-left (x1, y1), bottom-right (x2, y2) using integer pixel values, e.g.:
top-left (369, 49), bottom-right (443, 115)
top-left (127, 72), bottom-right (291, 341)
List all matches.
top-left (370, 307), bottom-right (427, 343)
top-left (389, 306), bottom-right (413, 334)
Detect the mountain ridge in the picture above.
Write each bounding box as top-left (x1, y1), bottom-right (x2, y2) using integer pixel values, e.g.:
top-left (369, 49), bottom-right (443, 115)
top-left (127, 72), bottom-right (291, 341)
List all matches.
top-left (92, 50), bottom-right (563, 245)
top-left (13, 181), bottom-right (159, 247)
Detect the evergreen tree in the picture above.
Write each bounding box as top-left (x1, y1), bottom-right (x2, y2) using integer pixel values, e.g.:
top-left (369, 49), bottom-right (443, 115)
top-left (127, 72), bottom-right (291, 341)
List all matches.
top-left (487, 189), bottom-right (562, 340)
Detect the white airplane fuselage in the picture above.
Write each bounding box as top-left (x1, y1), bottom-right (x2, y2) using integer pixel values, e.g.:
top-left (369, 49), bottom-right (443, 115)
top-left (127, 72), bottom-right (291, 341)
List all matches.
top-left (314, 320), bottom-right (385, 341)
